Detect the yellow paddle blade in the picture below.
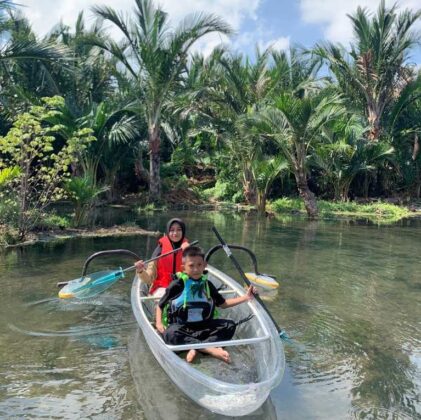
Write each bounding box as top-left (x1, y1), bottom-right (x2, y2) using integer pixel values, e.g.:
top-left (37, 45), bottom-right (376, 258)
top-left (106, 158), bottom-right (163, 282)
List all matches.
top-left (245, 272), bottom-right (279, 289)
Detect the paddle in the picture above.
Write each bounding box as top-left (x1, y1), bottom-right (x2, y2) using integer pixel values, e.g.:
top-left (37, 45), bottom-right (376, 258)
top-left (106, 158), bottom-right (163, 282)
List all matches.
top-left (211, 227), bottom-right (289, 341)
top-left (58, 240), bottom-right (198, 299)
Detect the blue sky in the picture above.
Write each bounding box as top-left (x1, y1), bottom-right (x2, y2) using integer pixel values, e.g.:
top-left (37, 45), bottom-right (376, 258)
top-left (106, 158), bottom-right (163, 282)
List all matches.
top-left (19, 0), bottom-right (421, 64)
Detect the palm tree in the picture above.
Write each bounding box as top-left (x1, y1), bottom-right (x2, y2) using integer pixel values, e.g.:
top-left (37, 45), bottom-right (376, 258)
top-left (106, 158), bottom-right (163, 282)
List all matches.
top-left (252, 156), bottom-right (289, 213)
top-left (91, 0), bottom-right (232, 201)
top-left (46, 12), bottom-right (116, 114)
top-left (313, 115), bottom-right (394, 201)
top-left (185, 48), bottom-right (274, 204)
top-left (0, 7), bottom-right (68, 120)
top-left (314, 0), bottom-right (421, 141)
top-left (0, 5), bottom-right (66, 63)
top-left (254, 91), bottom-right (345, 218)
top-left (79, 101), bottom-right (143, 202)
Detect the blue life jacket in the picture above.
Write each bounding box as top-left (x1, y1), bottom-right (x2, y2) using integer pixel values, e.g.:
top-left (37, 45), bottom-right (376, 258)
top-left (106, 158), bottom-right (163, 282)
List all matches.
top-left (166, 272), bottom-right (215, 325)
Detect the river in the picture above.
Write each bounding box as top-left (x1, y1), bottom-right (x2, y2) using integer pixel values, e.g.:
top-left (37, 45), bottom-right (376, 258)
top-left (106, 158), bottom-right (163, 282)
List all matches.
top-left (0, 211), bottom-right (420, 419)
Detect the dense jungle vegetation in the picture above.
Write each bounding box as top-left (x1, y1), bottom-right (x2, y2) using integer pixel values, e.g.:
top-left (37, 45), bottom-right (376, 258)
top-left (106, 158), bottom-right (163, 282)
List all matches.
top-left (1, 0), bottom-right (421, 242)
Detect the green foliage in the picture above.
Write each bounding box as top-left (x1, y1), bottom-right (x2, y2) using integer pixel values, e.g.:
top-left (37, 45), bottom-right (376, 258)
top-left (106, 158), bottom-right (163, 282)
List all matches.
top-left (272, 198), bottom-right (305, 213)
top-left (201, 180), bottom-right (243, 203)
top-left (0, 225), bottom-right (20, 246)
top-left (0, 196), bottom-right (19, 226)
top-left (0, 96), bottom-right (96, 239)
top-left (35, 213), bottom-right (71, 230)
top-left (1, 1), bottom-right (421, 215)
top-left (136, 203), bottom-right (168, 213)
top-left (314, 1), bottom-right (421, 140)
top-left (313, 115), bottom-right (395, 200)
top-left (272, 197), bottom-right (410, 221)
top-left (252, 156), bottom-right (289, 212)
top-left (64, 175), bottom-right (108, 227)
top-left (0, 166), bottom-right (20, 188)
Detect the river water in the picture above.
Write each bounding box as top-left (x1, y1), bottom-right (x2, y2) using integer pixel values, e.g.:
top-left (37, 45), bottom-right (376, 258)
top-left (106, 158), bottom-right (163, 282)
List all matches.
top-left (0, 211), bottom-right (419, 419)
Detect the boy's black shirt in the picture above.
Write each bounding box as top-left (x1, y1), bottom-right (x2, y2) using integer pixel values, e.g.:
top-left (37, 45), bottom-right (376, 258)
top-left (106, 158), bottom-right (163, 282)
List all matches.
top-left (158, 275), bottom-right (226, 309)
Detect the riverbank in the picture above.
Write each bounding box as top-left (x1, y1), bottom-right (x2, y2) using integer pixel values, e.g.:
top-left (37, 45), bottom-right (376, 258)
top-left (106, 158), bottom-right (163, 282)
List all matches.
top-left (1, 225), bottom-right (160, 249)
top-left (1, 195), bottom-right (420, 248)
top-left (269, 198), bottom-right (421, 223)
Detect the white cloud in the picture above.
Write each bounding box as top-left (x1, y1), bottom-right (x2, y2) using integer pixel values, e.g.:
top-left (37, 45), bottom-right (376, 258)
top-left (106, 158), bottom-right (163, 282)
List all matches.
top-left (19, 0), bottom-right (261, 56)
top-left (299, 0), bottom-right (421, 45)
top-left (262, 36), bottom-right (290, 52)
top-left (233, 25), bottom-right (290, 55)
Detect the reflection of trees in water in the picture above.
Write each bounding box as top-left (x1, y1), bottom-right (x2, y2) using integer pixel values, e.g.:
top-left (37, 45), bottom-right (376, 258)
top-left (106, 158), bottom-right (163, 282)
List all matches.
top-left (346, 321), bottom-right (418, 418)
top-left (285, 220), bottom-right (420, 418)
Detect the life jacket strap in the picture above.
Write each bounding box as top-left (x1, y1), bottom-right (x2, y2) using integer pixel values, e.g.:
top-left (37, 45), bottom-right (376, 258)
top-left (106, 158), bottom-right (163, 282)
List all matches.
top-left (235, 314), bottom-right (254, 326)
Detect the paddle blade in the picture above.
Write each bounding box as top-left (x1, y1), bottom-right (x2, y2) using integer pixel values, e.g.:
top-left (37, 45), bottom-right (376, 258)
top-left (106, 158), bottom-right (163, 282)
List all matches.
top-left (58, 269), bottom-right (125, 299)
top-left (245, 272), bottom-right (279, 289)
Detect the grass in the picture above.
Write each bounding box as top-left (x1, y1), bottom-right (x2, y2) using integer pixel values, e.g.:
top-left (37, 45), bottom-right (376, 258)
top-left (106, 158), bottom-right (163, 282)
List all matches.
top-left (271, 198), bottom-right (412, 223)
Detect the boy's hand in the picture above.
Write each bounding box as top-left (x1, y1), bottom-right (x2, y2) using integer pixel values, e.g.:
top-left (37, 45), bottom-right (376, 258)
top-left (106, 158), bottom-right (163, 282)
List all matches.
top-left (135, 260), bottom-right (146, 273)
top-left (156, 321), bottom-right (165, 334)
top-left (246, 285), bottom-right (257, 300)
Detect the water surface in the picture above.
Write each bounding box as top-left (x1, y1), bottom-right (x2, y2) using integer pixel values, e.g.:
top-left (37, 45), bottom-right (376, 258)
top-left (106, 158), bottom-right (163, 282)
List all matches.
top-left (0, 212), bottom-right (419, 419)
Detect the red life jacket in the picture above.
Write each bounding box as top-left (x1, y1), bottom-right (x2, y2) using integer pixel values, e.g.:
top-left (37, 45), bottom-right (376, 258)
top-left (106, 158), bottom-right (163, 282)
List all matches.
top-left (149, 236), bottom-right (188, 294)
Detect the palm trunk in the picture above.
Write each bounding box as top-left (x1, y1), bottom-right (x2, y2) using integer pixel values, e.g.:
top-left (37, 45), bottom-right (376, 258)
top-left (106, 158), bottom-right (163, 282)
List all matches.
top-left (148, 124), bottom-right (161, 201)
top-left (242, 167), bottom-right (257, 205)
top-left (257, 192), bottom-right (266, 214)
top-left (295, 170), bottom-right (318, 219)
top-left (367, 105), bottom-right (381, 141)
top-left (104, 168), bottom-right (119, 203)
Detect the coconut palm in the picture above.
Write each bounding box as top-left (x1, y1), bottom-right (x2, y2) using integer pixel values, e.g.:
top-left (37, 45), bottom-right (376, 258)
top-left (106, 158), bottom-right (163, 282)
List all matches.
top-left (314, 0), bottom-right (421, 141)
top-left (91, 0), bottom-right (232, 201)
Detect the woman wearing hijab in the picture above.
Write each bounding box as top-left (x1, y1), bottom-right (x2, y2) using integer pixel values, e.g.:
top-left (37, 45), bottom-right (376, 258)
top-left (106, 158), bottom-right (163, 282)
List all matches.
top-left (135, 218), bottom-right (190, 297)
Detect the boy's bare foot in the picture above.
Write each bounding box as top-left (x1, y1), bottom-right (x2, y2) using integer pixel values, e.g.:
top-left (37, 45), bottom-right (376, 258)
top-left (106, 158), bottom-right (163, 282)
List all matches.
top-left (202, 347), bottom-right (231, 363)
top-left (186, 349), bottom-right (197, 363)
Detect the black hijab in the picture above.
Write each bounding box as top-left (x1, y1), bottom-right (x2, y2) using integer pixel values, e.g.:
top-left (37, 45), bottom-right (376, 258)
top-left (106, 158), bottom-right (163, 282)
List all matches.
top-left (166, 218), bottom-right (186, 248)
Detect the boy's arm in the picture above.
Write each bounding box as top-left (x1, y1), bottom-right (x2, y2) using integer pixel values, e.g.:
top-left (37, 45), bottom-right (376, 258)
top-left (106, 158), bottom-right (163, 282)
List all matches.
top-left (155, 305), bottom-right (165, 333)
top-left (219, 286), bottom-right (257, 309)
top-left (154, 277), bottom-right (183, 334)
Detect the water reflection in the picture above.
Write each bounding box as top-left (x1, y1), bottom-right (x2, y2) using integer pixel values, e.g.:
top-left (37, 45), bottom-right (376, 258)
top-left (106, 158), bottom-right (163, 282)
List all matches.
top-left (127, 328), bottom-right (278, 420)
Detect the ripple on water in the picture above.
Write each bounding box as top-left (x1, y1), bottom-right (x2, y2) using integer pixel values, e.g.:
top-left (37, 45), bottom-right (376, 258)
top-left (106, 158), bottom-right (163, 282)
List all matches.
top-left (349, 406), bottom-right (419, 420)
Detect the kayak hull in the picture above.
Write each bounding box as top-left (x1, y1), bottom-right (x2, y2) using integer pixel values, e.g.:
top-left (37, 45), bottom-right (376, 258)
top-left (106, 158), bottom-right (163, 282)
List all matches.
top-left (130, 265), bottom-right (285, 417)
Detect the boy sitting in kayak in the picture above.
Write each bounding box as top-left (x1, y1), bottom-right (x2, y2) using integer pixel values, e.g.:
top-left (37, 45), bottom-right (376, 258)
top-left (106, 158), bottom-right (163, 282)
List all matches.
top-left (155, 245), bottom-right (256, 363)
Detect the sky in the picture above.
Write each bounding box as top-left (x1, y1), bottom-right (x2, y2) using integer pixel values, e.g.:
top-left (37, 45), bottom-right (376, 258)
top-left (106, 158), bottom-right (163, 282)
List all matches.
top-left (18, 0), bottom-right (421, 64)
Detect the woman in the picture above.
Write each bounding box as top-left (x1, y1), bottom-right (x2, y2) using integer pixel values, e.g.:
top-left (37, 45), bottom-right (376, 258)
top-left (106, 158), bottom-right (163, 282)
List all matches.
top-left (135, 218), bottom-right (189, 297)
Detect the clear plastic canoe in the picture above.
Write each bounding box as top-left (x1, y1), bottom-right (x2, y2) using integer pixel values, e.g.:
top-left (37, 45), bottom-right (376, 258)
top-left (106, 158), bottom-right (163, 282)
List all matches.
top-left (130, 265), bottom-right (285, 417)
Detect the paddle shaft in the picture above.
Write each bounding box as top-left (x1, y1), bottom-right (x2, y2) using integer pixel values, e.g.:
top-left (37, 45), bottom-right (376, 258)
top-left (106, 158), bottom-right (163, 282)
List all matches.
top-left (57, 240), bottom-right (198, 288)
top-left (211, 227), bottom-right (284, 335)
top-left (124, 239), bottom-right (199, 273)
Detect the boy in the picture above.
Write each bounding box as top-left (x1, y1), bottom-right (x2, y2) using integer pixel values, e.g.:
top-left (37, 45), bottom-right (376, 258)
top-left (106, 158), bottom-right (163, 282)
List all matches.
top-left (156, 245), bottom-right (256, 363)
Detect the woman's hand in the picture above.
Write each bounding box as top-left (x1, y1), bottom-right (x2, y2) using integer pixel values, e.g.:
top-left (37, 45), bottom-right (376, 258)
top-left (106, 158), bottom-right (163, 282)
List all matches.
top-left (135, 260), bottom-right (146, 273)
top-left (181, 241), bottom-right (190, 251)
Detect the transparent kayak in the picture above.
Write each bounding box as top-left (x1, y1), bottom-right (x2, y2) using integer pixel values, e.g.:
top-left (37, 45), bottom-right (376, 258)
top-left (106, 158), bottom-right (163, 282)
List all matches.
top-left (130, 265), bottom-right (285, 417)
